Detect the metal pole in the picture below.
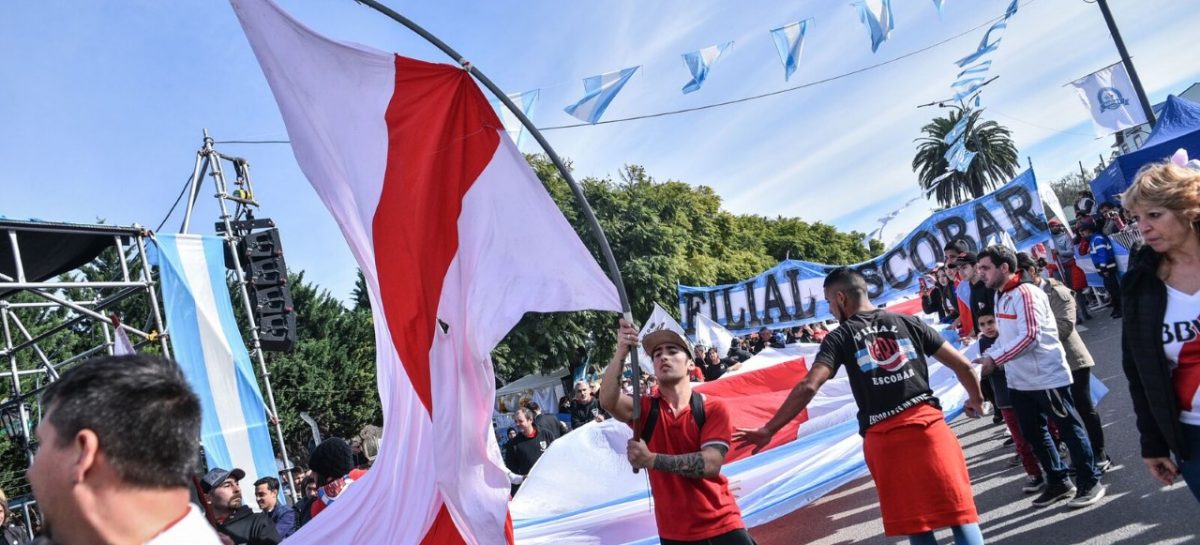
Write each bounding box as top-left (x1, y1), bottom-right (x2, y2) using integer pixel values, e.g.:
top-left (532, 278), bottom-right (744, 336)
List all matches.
top-left (135, 233), bottom-right (172, 357)
top-left (351, 0), bottom-right (641, 428)
top-left (1, 309), bottom-right (34, 466)
top-left (206, 144), bottom-right (298, 501)
top-left (181, 138), bottom-right (212, 234)
top-left (1095, 0), bottom-right (1156, 127)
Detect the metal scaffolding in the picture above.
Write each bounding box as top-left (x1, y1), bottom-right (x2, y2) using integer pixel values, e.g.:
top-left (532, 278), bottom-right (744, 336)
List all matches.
top-left (0, 219), bottom-right (169, 535)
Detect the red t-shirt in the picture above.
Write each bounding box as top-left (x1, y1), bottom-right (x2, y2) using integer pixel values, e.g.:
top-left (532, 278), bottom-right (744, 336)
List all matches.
top-left (688, 366), bottom-right (705, 382)
top-left (632, 393), bottom-right (744, 541)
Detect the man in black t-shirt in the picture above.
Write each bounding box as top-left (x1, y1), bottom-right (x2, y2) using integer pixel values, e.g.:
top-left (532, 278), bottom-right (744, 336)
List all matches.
top-left (568, 381), bottom-right (608, 429)
top-left (736, 268), bottom-right (985, 543)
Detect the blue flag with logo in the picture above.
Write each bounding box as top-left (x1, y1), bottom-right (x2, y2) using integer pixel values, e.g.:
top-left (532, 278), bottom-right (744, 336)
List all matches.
top-left (770, 20), bottom-right (809, 81)
top-left (489, 89), bottom-right (539, 149)
top-left (564, 66), bottom-right (640, 124)
top-left (852, 0), bottom-right (894, 53)
top-left (681, 42), bottom-right (732, 94)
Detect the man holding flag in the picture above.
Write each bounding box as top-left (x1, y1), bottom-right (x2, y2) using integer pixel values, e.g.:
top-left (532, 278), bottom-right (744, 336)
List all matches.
top-left (600, 319), bottom-right (752, 545)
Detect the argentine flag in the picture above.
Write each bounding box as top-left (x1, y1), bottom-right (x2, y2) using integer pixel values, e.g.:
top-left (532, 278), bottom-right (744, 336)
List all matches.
top-left (943, 113), bottom-right (970, 145)
top-left (933, 0), bottom-right (947, 16)
top-left (770, 20), bottom-right (809, 82)
top-left (853, 0), bottom-right (894, 53)
top-left (564, 66), bottom-right (640, 124)
top-left (490, 89), bottom-right (539, 149)
top-left (944, 139), bottom-right (977, 172)
top-left (681, 42), bottom-right (732, 94)
top-left (151, 234), bottom-right (280, 504)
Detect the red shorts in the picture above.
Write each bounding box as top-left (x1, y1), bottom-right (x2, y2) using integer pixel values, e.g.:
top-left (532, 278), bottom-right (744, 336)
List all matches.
top-left (863, 403), bottom-right (978, 536)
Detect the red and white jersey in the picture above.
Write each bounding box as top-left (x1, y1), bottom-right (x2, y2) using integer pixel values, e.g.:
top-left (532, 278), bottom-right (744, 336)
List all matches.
top-left (983, 276), bottom-right (1071, 391)
top-left (1162, 285), bottom-right (1200, 425)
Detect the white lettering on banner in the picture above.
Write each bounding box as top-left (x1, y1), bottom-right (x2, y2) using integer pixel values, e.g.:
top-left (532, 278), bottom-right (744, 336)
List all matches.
top-left (679, 170), bottom-right (1050, 335)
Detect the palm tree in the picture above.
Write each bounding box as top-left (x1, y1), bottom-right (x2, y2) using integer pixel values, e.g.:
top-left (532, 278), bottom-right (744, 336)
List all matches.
top-left (912, 108), bottom-right (1019, 208)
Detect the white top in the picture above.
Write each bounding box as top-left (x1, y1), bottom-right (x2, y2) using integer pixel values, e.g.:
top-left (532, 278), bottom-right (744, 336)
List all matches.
top-left (984, 280), bottom-right (1072, 391)
top-left (145, 504), bottom-right (222, 545)
top-left (1162, 285), bottom-right (1200, 426)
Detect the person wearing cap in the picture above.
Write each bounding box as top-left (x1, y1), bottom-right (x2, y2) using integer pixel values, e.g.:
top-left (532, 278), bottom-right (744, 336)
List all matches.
top-left (600, 321), bottom-right (751, 545)
top-left (1074, 189), bottom-right (1097, 219)
top-left (203, 468), bottom-right (281, 545)
top-left (25, 354), bottom-right (222, 545)
top-left (307, 437), bottom-right (367, 519)
top-left (737, 268), bottom-right (986, 545)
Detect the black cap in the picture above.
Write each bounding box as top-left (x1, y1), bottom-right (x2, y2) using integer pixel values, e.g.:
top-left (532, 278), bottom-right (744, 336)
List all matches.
top-left (956, 251), bottom-right (978, 265)
top-left (201, 467), bottom-right (245, 493)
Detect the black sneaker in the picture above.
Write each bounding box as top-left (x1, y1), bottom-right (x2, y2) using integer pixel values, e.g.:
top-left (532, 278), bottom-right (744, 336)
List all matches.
top-left (1003, 436), bottom-right (1015, 447)
top-left (1022, 474), bottom-right (1046, 494)
top-left (1031, 481), bottom-right (1075, 507)
top-left (1067, 483), bottom-right (1106, 509)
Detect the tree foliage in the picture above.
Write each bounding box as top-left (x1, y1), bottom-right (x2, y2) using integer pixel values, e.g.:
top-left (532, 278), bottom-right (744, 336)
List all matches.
top-left (913, 108), bottom-right (1020, 208)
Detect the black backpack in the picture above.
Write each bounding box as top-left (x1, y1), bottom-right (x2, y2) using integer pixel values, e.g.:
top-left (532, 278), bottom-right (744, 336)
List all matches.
top-left (641, 391), bottom-right (706, 443)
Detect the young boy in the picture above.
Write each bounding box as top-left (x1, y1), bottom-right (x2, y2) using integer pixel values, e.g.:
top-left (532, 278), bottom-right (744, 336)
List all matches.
top-left (978, 313), bottom-right (1044, 494)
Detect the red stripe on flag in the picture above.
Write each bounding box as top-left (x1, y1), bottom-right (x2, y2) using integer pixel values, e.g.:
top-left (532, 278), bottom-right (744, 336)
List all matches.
top-left (375, 55), bottom-right (502, 413)
top-left (696, 357), bottom-right (810, 461)
top-left (419, 505), bottom-right (469, 545)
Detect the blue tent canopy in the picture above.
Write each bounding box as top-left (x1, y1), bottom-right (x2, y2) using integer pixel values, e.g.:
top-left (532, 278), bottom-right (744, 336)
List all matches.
top-left (1091, 95), bottom-right (1200, 205)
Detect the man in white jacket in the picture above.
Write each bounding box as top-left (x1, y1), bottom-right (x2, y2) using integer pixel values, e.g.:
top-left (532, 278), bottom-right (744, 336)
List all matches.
top-left (975, 245), bottom-right (1105, 510)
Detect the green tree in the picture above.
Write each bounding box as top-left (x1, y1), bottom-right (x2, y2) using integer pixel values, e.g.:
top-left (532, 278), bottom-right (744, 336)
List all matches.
top-left (913, 108), bottom-right (1020, 208)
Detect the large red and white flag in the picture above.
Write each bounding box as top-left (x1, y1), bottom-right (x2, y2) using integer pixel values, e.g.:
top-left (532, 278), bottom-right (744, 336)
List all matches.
top-left (231, 1), bottom-right (621, 543)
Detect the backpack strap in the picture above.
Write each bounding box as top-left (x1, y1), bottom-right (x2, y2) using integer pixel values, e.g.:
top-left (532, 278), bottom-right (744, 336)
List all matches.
top-left (642, 393), bottom-right (707, 444)
top-left (641, 396), bottom-right (661, 443)
top-left (690, 391), bottom-right (706, 433)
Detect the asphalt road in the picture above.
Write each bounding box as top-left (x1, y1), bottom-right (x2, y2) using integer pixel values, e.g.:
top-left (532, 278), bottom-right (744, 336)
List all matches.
top-left (751, 314), bottom-right (1199, 545)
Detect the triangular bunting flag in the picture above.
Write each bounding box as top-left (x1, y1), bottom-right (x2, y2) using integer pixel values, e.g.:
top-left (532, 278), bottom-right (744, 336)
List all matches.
top-left (564, 67), bottom-right (640, 124)
top-left (770, 20), bottom-right (810, 81)
top-left (681, 42), bottom-right (733, 94)
top-left (852, 0), bottom-right (894, 53)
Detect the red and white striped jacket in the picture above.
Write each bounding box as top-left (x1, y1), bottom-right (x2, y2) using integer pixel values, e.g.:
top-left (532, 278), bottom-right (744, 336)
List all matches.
top-left (983, 275), bottom-right (1072, 391)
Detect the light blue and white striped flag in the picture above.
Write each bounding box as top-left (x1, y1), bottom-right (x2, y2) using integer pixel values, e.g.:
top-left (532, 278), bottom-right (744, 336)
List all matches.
top-left (944, 113), bottom-right (970, 145)
top-left (490, 89), bottom-right (539, 149)
top-left (932, 0), bottom-right (947, 16)
top-left (682, 42), bottom-right (732, 94)
top-left (564, 66), bottom-right (640, 124)
top-left (151, 234), bottom-right (279, 499)
top-left (770, 20), bottom-right (809, 81)
top-left (944, 139), bottom-right (977, 172)
top-left (852, 0), bottom-right (894, 53)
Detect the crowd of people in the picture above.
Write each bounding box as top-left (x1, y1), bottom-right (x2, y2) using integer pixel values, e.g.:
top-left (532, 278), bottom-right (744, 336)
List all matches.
top-left (5, 159), bottom-right (1200, 545)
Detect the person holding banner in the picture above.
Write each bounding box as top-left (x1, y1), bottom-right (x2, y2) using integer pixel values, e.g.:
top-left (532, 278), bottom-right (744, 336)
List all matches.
top-left (736, 268), bottom-right (986, 545)
top-left (1119, 158), bottom-right (1200, 502)
top-left (601, 320), bottom-right (752, 545)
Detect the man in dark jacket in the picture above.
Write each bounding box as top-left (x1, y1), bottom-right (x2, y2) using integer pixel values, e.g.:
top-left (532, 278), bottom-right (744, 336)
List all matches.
top-left (529, 402), bottom-right (567, 443)
top-left (204, 468), bottom-right (281, 545)
top-left (253, 476), bottom-right (295, 538)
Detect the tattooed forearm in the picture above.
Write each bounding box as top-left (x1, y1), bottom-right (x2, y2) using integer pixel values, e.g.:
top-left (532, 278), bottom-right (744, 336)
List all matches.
top-left (652, 452), bottom-right (707, 478)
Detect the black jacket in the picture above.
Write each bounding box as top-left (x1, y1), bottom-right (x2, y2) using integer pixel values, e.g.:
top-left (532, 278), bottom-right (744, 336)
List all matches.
top-left (921, 284), bottom-right (957, 321)
top-left (219, 505), bottom-right (282, 545)
top-left (533, 412), bottom-right (565, 442)
top-left (1121, 245), bottom-right (1191, 460)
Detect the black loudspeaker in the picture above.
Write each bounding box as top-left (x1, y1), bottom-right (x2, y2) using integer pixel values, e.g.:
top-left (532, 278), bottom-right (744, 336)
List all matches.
top-left (239, 227), bottom-right (296, 352)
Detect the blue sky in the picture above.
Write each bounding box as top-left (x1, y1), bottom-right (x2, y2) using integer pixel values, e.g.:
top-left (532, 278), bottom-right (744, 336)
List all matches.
top-left (1, 0), bottom-right (1197, 301)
